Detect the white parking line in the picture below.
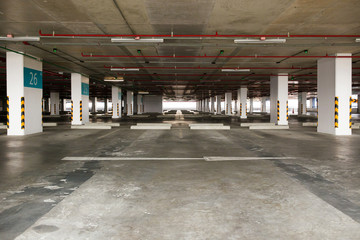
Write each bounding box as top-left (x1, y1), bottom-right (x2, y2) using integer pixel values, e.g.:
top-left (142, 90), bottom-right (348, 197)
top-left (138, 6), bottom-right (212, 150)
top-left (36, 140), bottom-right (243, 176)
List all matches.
top-left (62, 156), bottom-right (296, 161)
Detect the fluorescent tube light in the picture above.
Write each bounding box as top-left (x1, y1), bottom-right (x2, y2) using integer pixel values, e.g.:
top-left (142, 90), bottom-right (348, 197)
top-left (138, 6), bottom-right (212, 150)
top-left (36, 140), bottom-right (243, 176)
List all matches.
top-left (104, 76), bottom-right (124, 82)
top-left (138, 91), bottom-right (149, 94)
top-left (111, 38), bottom-right (164, 43)
top-left (110, 68), bottom-right (140, 71)
top-left (234, 39), bottom-right (286, 44)
top-left (356, 38), bottom-right (360, 43)
top-left (221, 69), bottom-right (250, 72)
top-left (0, 36), bottom-right (40, 42)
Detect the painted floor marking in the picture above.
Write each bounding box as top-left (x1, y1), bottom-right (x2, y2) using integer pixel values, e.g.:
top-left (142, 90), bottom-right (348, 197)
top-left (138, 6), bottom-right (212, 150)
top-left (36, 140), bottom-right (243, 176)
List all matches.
top-left (62, 156), bottom-right (296, 161)
top-left (203, 156), bottom-right (297, 161)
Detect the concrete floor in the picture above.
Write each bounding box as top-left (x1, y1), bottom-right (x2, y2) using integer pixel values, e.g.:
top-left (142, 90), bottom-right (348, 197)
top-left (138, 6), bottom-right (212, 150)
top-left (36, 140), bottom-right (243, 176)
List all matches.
top-left (1, 113), bottom-right (360, 239)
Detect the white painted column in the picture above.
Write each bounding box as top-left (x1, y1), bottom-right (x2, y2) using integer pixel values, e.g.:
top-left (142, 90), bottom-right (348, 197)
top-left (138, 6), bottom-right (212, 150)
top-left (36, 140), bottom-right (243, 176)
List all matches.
top-left (91, 97), bottom-right (98, 113)
top-left (249, 98), bottom-right (254, 114)
top-left (6, 52), bottom-right (43, 135)
top-left (298, 92), bottom-right (307, 115)
top-left (50, 92), bottom-right (60, 115)
top-left (196, 100), bottom-right (200, 111)
top-left (239, 88), bottom-right (248, 119)
top-left (270, 74), bottom-right (288, 125)
top-left (137, 95), bottom-right (143, 114)
top-left (261, 97), bottom-right (267, 112)
top-left (225, 92), bottom-right (232, 115)
top-left (204, 98), bottom-right (209, 112)
top-left (126, 91), bottom-right (134, 116)
top-left (210, 97), bottom-right (215, 113)
top-left (215, 95), bottom-right (221, 115)
top-left (317, 53), bottom-right (352, 135)
top-left (63, 99), bottom-right (67, 111)
top-left (111, 86), bottom-right (121, 118)
top-left (71, 73), bottom-right (89, 125)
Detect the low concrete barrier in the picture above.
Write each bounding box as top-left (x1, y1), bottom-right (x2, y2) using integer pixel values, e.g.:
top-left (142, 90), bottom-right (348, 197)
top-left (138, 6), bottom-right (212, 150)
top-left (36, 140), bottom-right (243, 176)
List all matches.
top-left (302, 122), bottom-right (317, 127)
top-left (137, 123), bottom-right (171, 127)
top-left (43, 123), bottom-right (58, 127)
top-left (241, 123), bottom-right (275, 127)
top-left (131, 125), bottom-right (171, 130)
top-left (85, 122), bottom-right (120, 127)
top-left (189, 123), bottom-right (224, 127)
top-left (249, 125), bottom-right (289, 130)
top-left (190, 125), bottom-right (230, 130)
top-left (71, 125), bottom-right (111, 129)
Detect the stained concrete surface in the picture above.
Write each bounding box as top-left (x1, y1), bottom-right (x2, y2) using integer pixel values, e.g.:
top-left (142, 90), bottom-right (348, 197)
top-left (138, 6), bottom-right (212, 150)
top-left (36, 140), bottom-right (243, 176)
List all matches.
top-left (0, 113), bottom-right (360, 239)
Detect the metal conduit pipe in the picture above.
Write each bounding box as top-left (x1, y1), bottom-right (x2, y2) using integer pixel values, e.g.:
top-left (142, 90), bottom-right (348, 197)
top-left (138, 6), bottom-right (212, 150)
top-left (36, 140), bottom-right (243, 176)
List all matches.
top-left (39, 30), bottom-right (360, 38)
top-left (81, 53), bottom-right (360, 58)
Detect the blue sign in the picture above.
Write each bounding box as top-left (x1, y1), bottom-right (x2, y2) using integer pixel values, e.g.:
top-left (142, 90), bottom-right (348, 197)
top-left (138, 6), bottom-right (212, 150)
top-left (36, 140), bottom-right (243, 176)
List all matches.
top-left (24, 67), bottom-right (43, 89)
top-left (81, 82), bottom-right (89, 96)
top-left (118, 92), bottom-right (122, 100)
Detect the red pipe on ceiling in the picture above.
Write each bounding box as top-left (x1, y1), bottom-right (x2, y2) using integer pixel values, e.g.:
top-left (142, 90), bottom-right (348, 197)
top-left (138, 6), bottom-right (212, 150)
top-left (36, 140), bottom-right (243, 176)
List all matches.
top-left (105, 66), bottom-right (360, 70)
top-left (82, 53), bottom-right (360, 58)
top-left (40, 30), bottom-right (360, 38)
top-left (104, 65), bottom-right (318, 70)
top-left (116, 73), bottom-right (318, 77)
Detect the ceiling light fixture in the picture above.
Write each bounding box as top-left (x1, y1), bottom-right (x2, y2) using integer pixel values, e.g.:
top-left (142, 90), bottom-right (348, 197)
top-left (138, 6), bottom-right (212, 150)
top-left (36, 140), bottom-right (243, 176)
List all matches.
top-left (221, 69), bottom-right (251, 72)
top-left (356, 38), bottom-right (360, 43)
top-left (104, 76), bottom-right (124, 82)
top-left (234, 38), bottom-right (286, 44)
top-left (138, 91), bottom-right (149, 94)
top-left (110, 68), bottom-right (140, 71)
top-left (111, 38), bottom-right (164, 43)
top-left (0, 36), bottom-right (40, 42)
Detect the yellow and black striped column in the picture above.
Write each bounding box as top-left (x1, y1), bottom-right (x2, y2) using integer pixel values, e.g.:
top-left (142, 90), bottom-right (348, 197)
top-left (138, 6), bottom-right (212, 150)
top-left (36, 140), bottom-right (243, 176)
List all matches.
top-left (240, 103), bottom-right (242, 116)
top-left (286, 101), bottom-right (289, 120)
top-left (277, 100), bottom-right (280, 121)
top-left (21, 97), bottom-right (25, 130)
top-left (41, 98), bottom-right (43, 125)
top-left (334, 97), bottom-right (339, 128)
top-left (80, 101), bottom-right (83, 121)
top-left (300, 103), bottom-right (303, 115)
top-left (71, 100), bottom-right (73, 121)
top-left (117, 103), bottom-right (119, 116)
top-left (349, 97), bottom-right (352, 128)
top-left (245, 103), bottom-right (247, 116)
top-left (6, 96), bottom-right (9, 129)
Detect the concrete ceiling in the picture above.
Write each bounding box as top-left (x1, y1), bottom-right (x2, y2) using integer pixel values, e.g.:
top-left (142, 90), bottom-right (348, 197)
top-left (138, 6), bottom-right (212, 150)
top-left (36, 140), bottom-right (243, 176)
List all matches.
top-left (0, 0), bottom-right (359, 100)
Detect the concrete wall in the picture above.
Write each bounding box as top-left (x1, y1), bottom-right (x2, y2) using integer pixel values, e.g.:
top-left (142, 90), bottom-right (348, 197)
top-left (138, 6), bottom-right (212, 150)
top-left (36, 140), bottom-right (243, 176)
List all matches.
top-left (143, 95), bottom-right (163, 113)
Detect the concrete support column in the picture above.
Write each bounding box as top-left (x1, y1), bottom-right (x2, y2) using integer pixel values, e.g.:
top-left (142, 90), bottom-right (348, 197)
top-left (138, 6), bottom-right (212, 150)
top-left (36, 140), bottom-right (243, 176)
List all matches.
top-left (239, 88), bottom-right (248, 119)
top-left (90, 97), bottom-right (97, 113)
top-left (298, 92), bottom-right (307, 115)
top-left (225, 92), bottom-right (232, 115)
top-left (196, 101), bottom-right (200, 111)
top-left (71, 73), bottom-right (89, 125)
top-left (63, 99), bottom-right (67, 111)
top-left (215, 95), bottom-right (221, 114)
top-left (204, 98), bottom-right (209, 112)
top-left (112, 86), bottom-right (121, 118)
top-left (270, 74), bottom-right (288, 125)
top-left (358, 95), bottom-right (360, 114)
top-left (137, 95), bottom-right (143, 114)
top-left (249, 98), bottom-right (254, 114)
top-left (210, 97), bottom-right (215, 113)
top-left (127, 91), bottom-right (134, 116)
top-left (311, 97), bottom-right (317, 109)
top-left (104, 98), bottom-right (108, 113)
top-left (261, 97), bottom-right (267, 112)
top-left (317, 53), bottom-right (352, 135)
top-left (50, 92), bottom-right (60, 115)
top-left (6, 51), bottom-right (43, 135)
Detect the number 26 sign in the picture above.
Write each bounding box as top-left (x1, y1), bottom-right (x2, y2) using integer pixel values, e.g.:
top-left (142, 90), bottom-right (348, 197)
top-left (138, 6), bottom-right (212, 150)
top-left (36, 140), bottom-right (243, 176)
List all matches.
top-left (24, 67), bottom-right (43, 89)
